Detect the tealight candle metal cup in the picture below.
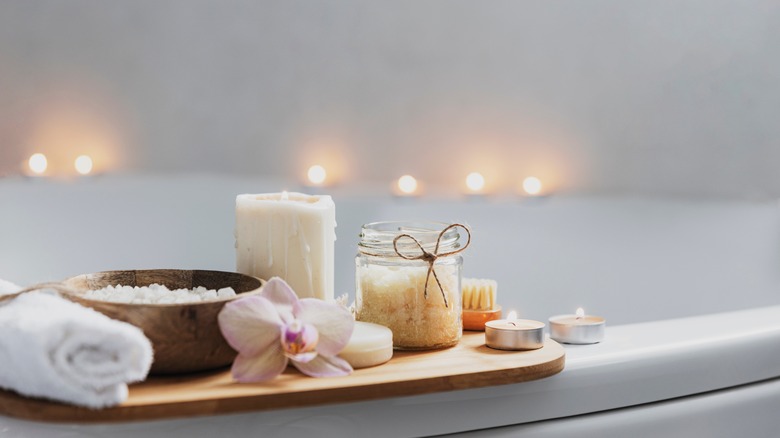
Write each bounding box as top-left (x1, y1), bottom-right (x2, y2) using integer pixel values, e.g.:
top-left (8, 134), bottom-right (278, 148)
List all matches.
top-left (484, 319), bottom-right (545, 351)
top-left (548, 314), bottom-right (606, 344)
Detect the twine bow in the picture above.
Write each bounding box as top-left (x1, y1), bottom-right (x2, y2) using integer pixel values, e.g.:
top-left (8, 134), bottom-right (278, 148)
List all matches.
top-left (392, 223), bottom-right (471, 308)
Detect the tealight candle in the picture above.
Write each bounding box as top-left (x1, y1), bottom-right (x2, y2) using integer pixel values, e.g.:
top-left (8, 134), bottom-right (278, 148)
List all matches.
top-left (338, 321), bottom-right (393, 369)
top-left (484, 310), bottom-right (545, 351)
top-left (549, 307), bottom-right (606, 344)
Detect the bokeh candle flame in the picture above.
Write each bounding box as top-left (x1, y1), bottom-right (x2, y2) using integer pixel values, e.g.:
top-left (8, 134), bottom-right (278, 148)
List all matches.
top-left (522, 176), bottom-right (543, 196)
top-left (465, 172), bottom-right (486, 193)
top-left (28, 153), bottom-right (48, 175)
top-left (576, 307), bottom-right (585, 319)
top-left (74, 155), bottom-right (93, 175)
top-left (397, 175), bottom-right (418, 195)
top-left (307, 165), bottom-right (327, 186)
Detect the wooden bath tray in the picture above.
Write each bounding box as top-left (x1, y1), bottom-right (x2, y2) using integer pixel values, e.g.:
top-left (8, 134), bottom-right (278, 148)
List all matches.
top-left (0, 333), bottom-right (564, 423)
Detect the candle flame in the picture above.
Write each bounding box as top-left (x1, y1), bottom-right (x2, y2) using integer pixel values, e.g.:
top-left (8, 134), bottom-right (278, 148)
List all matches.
top-left (307, 164), bottom-right (327, 185)
top-left (74, 155), bottom-right (93, 175)
top-left (397, 175), bottom-right (418, 195)
top-left (507, 310), bottom-right (518, 320)
top-left (576, 307), bottom-right (585, 319)
top-left (281, 191), bottom-right (289, 201)
top-left (28, 153), bottom-right (47, 175)
top-left (465, 172), bottom-right (485, 193)
top-left (522, 176), bottom-right (543, 196)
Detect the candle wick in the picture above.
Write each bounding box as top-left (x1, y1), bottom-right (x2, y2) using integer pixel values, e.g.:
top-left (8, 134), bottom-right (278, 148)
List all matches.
top-left (508, 321), bottom-right (517, 327)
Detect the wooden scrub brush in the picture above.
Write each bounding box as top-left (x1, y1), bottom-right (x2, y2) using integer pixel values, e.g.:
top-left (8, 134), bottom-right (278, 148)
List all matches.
top-left (461, 278), bottom-right (502, 331)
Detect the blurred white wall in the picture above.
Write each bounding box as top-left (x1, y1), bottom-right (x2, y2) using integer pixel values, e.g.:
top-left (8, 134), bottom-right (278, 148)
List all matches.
top-left (1, 0), bottom-right (779, 197)
top-left (4, 176), bottom-right (780, 324)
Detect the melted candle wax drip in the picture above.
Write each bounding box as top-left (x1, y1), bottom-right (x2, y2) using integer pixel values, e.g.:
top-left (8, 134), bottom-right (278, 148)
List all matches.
top-left (266, 220), bottom-right (274, 268)
top-left (294, 214), bottom-right (314, 296)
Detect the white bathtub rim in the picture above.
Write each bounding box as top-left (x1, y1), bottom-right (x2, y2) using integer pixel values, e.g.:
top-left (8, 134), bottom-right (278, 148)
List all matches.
top-left (1, 304), bottom-right (780, 438)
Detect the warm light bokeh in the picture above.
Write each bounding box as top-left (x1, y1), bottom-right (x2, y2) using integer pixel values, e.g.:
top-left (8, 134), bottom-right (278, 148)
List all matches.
top-left (307, 164), bottom-right (327, 185)
top-left (465, 172), bottom-right (486, 193)
top-left (28, 153), bottom-right (48, 175)
top-left (397, 175), bottom-right (418, 195)
top-left (21, 91), bottom-right (124, 176)
top-left (75, 155), bottom-right (94, 175)
top-left (522, 176), bottom-right (543, 195)
top-left (294, 133), bottom-right (352, 186)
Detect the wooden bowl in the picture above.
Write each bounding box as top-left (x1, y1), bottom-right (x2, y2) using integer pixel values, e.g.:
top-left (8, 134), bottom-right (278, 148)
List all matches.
top-left (62, 269), bottom-right (264, 375)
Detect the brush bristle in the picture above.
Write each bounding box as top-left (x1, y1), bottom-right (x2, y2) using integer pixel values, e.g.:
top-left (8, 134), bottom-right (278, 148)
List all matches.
top-left (462, 278), bottom-right (497, 310)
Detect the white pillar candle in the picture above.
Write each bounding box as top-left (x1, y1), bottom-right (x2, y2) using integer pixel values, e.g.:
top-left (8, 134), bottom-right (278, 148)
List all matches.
top-left (339, 321), bottom-right (393, 369)
top-left (235, 192), bottom-right (336, 300)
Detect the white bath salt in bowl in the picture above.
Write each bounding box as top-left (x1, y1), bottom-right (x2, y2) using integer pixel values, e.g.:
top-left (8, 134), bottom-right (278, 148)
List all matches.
top-left (83, 283), bottom-right (237, 304)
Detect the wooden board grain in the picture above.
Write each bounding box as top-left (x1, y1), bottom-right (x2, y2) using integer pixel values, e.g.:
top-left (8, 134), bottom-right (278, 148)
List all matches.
top-left (0, 333), bottom-right (565, 424)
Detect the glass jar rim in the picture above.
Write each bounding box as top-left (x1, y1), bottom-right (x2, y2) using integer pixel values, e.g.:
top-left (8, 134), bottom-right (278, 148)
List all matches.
top-left (358, 221), bottom-right (462, 255)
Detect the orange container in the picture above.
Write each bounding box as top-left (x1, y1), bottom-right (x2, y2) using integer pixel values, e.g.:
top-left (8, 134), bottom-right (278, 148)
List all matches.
top-left (463, 306), bottom-right (503, 331)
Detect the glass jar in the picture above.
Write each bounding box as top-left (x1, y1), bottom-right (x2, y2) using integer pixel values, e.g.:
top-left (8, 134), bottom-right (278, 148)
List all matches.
top-left (355, 221), bottom-right (464, 350)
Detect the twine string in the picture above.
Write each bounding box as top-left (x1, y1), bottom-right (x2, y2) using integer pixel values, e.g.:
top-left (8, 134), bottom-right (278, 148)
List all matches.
top-left (392, 223), bottom-right (471, 308)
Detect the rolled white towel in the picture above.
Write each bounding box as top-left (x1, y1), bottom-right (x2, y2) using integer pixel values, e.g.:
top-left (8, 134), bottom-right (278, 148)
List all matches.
top-left (0, 278), bottom-right (20, 294)
top-left (0, 289), bottom-right (153, 408)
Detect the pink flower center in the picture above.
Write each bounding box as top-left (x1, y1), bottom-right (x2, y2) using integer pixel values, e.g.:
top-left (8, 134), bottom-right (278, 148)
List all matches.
top-left (281, 320), bottom-right (319, 363)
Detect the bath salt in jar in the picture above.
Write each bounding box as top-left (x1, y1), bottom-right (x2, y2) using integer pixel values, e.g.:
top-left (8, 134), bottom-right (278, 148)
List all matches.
top-left (356, 221), bottom-right (471, 350)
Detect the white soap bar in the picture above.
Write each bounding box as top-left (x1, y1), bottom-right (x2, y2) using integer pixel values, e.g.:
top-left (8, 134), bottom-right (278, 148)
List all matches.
top-left (339, 321), bottom-right (393, 369)
top-left (235, 192), bottom-right (336, 300)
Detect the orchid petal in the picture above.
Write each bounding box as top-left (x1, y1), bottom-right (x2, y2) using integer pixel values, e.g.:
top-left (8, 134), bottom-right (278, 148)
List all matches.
top-left (231, 342), bottom-right (288, 383)
top-left (292, 354), bottom-right (353, 378)
top-left (218, 296), bottom-right (283, 356)
top-left (285, 351), bottom-right (318, 363)
top-left (295, 298), bottom-right (354, 356)
top-left (260, 277), bottom-right (299, 323)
